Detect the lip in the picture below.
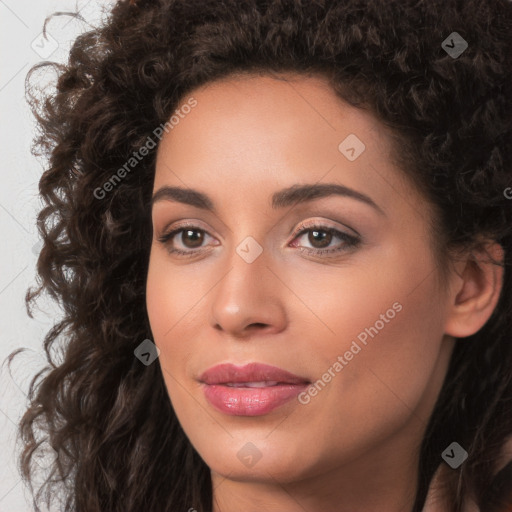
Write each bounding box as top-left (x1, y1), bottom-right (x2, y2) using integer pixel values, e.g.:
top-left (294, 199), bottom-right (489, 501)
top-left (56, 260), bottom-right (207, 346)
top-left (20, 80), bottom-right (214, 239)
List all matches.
top-left (199, 363), bottom-right (310, 416)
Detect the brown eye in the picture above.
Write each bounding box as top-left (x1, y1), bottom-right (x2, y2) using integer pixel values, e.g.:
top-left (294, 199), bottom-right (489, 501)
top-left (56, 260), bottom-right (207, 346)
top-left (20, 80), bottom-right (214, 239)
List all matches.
top-left (307, 229), bottom-right (332, 248)
top-left (290, 223), bottom-right (360, 257)
top-left (157, 225), bottom-right (214, 257)
top-left (179, 229), bottom-right (204, 248)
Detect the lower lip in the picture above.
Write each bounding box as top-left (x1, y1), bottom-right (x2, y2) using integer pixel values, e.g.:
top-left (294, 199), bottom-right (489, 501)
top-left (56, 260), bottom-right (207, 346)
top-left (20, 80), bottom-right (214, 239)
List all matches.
top-left (202, 383), bottom-right (308, 416)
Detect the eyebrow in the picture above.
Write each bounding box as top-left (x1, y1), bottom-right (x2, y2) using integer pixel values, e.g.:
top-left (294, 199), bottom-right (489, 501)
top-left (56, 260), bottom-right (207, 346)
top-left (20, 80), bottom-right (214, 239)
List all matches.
top-left (151, 183), bottom-right (385, 216)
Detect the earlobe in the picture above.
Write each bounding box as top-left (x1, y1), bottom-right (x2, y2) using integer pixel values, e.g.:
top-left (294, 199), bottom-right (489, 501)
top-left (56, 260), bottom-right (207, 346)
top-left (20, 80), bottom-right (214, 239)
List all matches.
top-left (444, 242), bottom-right (505, 339)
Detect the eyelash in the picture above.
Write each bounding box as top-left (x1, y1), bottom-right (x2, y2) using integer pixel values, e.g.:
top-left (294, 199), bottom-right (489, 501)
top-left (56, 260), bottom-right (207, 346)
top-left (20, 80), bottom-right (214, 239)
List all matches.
top-left (157, 221), bottom-right (360, 259)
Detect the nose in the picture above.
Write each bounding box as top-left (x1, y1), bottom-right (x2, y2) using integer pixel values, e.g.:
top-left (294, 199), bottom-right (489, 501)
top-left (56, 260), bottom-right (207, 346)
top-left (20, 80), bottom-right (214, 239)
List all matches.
top-left (210, 244), bottom-right (288, 339)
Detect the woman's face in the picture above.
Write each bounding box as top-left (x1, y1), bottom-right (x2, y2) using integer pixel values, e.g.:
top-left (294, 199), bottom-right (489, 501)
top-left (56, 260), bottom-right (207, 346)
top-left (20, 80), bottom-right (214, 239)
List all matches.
top-left (146, 74), bottom-right (457, 486)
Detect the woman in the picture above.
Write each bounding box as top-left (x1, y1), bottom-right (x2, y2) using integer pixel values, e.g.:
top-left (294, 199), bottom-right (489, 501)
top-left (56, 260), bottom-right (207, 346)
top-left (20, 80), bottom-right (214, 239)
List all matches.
top-left (7, 0), bottom-right (512, 510)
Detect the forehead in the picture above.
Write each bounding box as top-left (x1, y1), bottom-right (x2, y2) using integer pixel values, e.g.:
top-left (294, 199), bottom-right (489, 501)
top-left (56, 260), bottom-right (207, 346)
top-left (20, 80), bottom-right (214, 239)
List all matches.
top-left (153, 73), bottom-right (427, 221)
top-left (158, 73), bottom-right (378, 153)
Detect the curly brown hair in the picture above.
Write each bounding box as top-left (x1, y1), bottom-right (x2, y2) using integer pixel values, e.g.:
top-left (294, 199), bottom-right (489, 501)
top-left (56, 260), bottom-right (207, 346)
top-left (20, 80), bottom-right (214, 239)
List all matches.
top-left (5, 0), bottom-right (512, 510)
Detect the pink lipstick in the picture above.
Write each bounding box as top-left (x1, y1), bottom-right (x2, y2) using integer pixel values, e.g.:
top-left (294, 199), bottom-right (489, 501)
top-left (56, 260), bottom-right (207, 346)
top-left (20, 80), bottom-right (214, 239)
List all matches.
top-left (199, 362), bottom-right (310, 416)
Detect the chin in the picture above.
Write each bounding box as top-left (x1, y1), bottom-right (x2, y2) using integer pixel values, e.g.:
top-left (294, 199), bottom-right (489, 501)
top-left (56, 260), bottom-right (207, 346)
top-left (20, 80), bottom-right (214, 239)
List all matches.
top-left (199, 437), bottom-right (322, 484)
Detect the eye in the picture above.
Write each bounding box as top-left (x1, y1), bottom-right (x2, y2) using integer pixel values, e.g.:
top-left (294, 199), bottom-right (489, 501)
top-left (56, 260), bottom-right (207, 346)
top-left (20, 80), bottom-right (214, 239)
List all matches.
top-left (289, 222), bottom-right (360, 257)
top-left (157, 223), bottom-right (216, 257)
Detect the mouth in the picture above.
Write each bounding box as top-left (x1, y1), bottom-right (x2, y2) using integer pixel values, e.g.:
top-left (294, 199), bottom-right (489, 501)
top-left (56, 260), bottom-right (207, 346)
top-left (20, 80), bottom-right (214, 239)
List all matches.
top-left (198, 363), bottom-right (310, 416)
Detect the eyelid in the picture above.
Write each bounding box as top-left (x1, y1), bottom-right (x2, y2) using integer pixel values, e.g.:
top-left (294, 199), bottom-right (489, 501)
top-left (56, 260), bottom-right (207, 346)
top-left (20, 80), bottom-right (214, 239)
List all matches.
top-left (291, 218), bottom-right (360, 238)
top-left (158, 219), bottom-right (216, 238)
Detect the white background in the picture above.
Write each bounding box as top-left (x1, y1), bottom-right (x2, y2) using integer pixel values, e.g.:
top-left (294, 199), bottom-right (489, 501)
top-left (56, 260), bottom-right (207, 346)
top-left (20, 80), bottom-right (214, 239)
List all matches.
top-left (0, 1), bottom-right (112, 509)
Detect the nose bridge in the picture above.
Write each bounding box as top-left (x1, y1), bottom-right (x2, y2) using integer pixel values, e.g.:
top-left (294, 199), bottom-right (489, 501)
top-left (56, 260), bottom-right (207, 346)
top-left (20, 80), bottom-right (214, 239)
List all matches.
top-left (220, 204), bottom-right (274, 277)
top-left (210, 228), bottom-right (287, 335)
top-left (217, 231), bottom-right (271, 308)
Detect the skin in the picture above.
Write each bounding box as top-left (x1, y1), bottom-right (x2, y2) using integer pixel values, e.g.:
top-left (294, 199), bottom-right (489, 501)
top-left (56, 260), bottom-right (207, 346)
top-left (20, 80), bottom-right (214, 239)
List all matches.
top-left (146, 73), bottom-right (503, 512)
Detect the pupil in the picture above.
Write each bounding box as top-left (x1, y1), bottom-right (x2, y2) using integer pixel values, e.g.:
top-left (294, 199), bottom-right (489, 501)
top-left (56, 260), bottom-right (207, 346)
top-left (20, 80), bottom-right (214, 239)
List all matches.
top-left (309, 229), bottom-right (331, 248)
top-left (183, 229), bottom-right (203, 247)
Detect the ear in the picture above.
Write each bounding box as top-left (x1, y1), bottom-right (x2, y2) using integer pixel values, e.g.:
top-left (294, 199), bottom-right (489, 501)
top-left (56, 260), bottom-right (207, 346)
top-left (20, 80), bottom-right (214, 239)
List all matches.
top-left (444, 241), bottom-right (505, 338)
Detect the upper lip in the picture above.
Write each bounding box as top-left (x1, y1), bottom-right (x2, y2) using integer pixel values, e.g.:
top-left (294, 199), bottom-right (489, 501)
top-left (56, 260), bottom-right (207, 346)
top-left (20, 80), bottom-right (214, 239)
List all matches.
top-left (199, 363), bottom-right (310, 385)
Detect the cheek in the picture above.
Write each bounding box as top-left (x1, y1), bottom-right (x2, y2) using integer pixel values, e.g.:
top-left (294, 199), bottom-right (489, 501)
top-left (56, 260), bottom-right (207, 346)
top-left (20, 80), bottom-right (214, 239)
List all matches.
top-left (291, 244), bottom-right (448, 430)
top-left (146, 254), bottom-right (205, 421)
top-left (145, 253), bottom-right (203, 402)
top-left (146, 251), bottom-right (209, 352)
